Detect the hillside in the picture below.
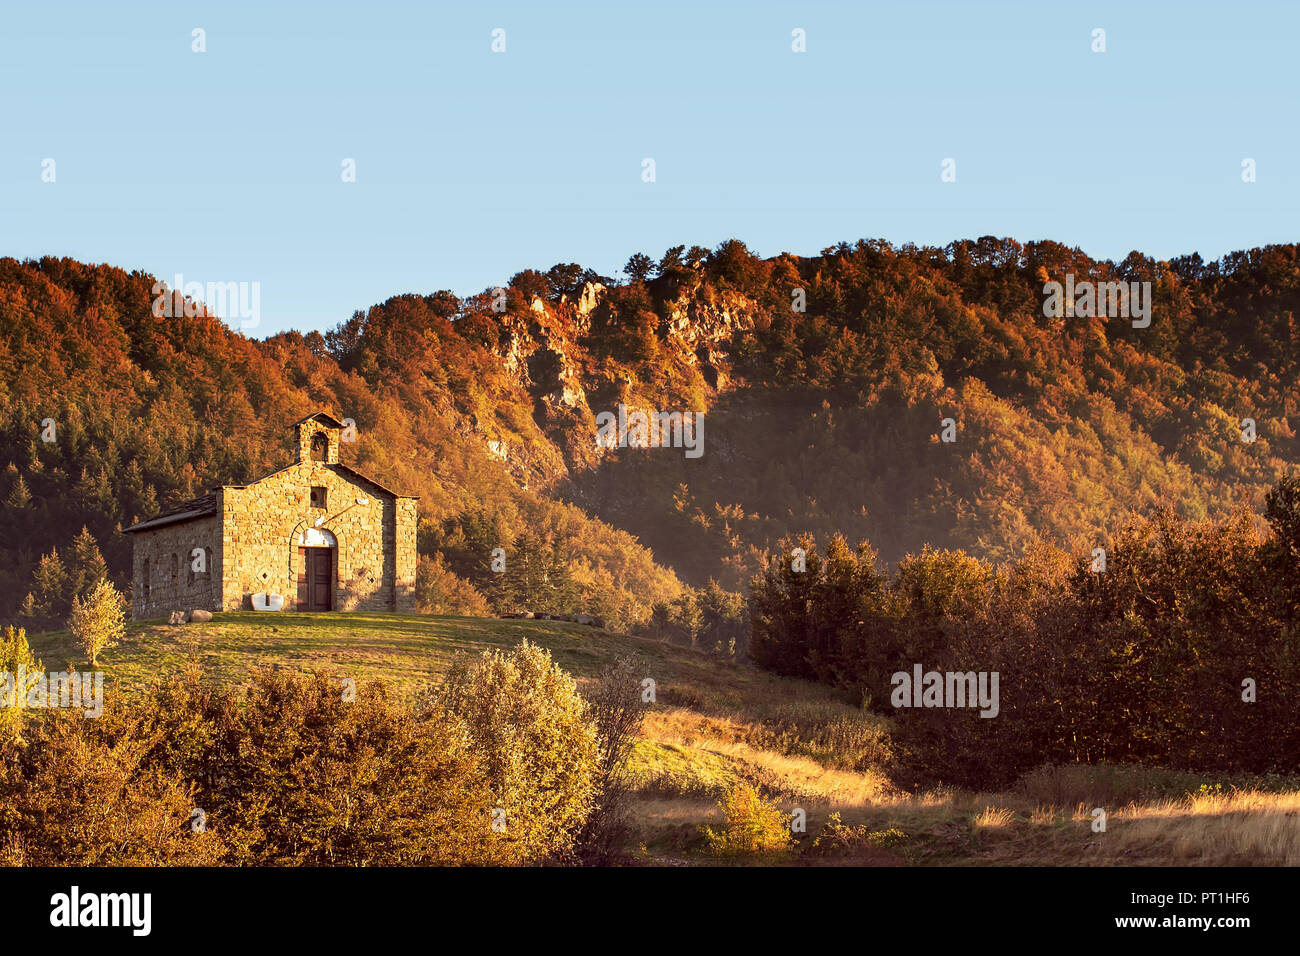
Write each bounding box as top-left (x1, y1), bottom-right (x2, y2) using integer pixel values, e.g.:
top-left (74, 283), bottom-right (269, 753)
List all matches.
top-left (0, 258), bottom-right (683, 629)
top-left (3, 238), bottom-right (1300, 620)
top-left (27, 611), bottom-right (1300, 866)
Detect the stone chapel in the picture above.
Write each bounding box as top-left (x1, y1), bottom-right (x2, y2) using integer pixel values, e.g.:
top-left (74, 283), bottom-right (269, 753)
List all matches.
top-left (123, 412), bottom-right (418, 620)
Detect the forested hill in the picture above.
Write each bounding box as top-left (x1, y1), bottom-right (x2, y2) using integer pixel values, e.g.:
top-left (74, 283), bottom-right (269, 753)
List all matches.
top-left (1, 238), bottom-right (1298, 622)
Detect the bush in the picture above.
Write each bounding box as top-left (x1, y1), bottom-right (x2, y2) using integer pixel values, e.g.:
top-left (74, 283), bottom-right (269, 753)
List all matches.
top-left (0, 660), bottom-right (603, 866)
top-left (0, 704), bottom-right (225, 866)
top-left (750, 505), bottom-right (1300, 789)
top-left (0, 625), bottom-right (42, 739)
top-left (697, 580), bottom-right (747, 658)
top-left (68, 578), bottom-right (126, 666)
top-left (433, 640), bottom-right (599, 863)
top-left (200, 669), bottom-right (506, 866)
top-left (701, 783), bottom-right (792, 858)
top-left (575, 655), bottom-right (647, 862)
top-left (648, 592), bottom-right (703, 646)
top-left (810, 812), bottom-right (907, 856)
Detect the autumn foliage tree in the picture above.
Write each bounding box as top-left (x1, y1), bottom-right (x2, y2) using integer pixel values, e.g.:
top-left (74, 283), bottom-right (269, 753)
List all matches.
top-left (68, 578), bottom-right (126, 667)
top-left (749, 485), bottom-right (1300, 788)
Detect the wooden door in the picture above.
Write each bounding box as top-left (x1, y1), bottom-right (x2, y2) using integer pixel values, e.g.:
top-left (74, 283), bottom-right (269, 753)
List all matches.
top-left (310, 548), bottom-right (333, 610)
top-left (298, 547), bottom-right (334, 611)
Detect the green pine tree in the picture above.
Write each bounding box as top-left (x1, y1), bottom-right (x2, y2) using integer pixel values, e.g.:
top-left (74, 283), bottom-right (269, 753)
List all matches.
top-left (30, 547), bottom-right (70, 619)
top-left (68, 525), bottom-right (108, 601)
top-left (5, 473), bottom-right (30, 508)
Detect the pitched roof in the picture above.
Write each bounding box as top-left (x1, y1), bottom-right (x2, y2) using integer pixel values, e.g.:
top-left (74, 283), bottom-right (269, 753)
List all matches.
top-left (123, 492), bottom-right (218, 534)
top-left (294, 411), bottom-right (345, 429)
top-left (333, 463), bottom-right (420, 499)
top-left (222, 461), bottom-right (418, 499)
top-left (125, 462), bottom-right (418, 535)
top-left (124, 414), bottom-right (418, 535)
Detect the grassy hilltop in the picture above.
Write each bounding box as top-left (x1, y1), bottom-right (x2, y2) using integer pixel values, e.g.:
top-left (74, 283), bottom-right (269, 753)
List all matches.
top-left (30, 612), bottom-right (1300, 867)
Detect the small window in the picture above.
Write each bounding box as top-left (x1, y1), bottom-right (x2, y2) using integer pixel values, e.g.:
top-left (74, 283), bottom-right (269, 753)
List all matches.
top-left (310, 486), bottom-right (328, 510)
top-left (142, 558), bottom-right (151, 601)
top-left (311, 433), bottom-right (329, 462)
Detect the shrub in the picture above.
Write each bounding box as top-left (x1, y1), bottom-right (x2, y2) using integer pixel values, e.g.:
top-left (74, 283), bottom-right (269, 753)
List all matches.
top-left (697, 580), bottom-right (747, 658)
top-left (751, 505), bottom-right (1300, 789)
top-left (0, 705), bottom-right (225, 866)
top-left (575, 655), bottom-right (647, 862)
top-left (0, 664), bottom-right (547, 866)
top-left (0, 649), bottom-right (608, 867)
top-left (701, 783), bottom-right (793, 858)
top-left (433, 640), bottom-right (599, 863)
top-left (204, 668), bottom-right (504, 866)
top-left (810, 812), bottom-right (907, 856)
top-left (68, 578), bottom-right (126, 666)
top-left (0, 625), bottom-right (42, 739)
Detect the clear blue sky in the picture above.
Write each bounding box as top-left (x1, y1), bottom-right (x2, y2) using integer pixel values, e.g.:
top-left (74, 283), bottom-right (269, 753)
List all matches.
top-left (2, 1), bottom-right (1296, 338)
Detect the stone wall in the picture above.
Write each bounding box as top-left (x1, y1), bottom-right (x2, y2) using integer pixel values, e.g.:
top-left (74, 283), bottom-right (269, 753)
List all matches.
top-left (395, 497), bottom-right (418, 611)
top-left (130, 515), bottom-right (221, 620)
top-left (220, 462), bottom-right (405, 612)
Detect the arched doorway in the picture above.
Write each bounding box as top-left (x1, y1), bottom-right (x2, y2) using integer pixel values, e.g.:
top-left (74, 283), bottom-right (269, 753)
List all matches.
top-left (296, 527), bottom-right (337, 611)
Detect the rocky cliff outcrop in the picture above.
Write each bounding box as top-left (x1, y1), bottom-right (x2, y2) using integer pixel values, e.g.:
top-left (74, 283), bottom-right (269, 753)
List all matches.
top-left (459, 278), bottom-right (757, 486)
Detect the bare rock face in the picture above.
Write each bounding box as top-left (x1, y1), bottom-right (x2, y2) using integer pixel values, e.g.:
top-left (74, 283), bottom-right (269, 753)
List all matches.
top-left (577, 281), bottom-right (605, 316)
top-left (184, 608), bottom-right (213, 623)
top-left (462, 275), bottom-right (750, 489)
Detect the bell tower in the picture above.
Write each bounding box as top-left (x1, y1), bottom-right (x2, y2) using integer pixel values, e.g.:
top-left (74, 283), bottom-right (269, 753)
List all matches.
top-left (294, 412), bottom-right (344, 464)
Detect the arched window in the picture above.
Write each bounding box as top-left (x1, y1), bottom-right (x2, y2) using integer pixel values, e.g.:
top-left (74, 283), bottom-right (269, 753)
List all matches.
top-left (311, 433), bottom-right (329, 462)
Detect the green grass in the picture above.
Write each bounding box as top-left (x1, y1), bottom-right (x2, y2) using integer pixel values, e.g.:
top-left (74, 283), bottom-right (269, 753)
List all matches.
top-left (26, 611), bottom-right (811, 704)
top-left (624, 739), bottom-right (738, 797)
